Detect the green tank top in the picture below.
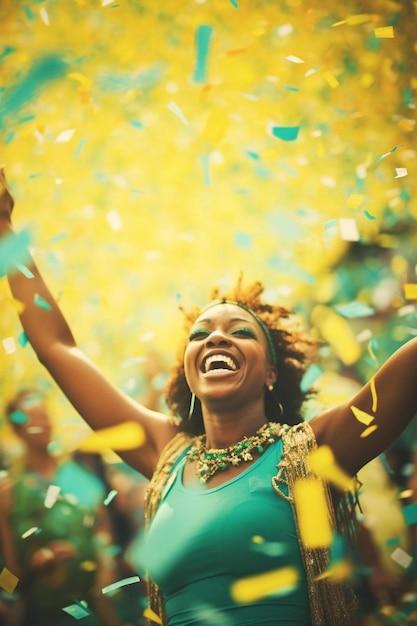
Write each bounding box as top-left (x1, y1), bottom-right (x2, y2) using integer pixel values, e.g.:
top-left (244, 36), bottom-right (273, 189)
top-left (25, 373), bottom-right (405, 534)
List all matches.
top-left (141, 440), bottom-right (311, 625)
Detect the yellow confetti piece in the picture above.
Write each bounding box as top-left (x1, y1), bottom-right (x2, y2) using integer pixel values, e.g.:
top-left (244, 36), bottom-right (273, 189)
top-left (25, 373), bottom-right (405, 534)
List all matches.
top-left (308, 446), bottom-right (355, 492)
top-left (12, 297), bottom-right (25, 314)
top-left (360, 424), bottom-right (378, 438)
top-left (404, 284), bottom-right (417, 300)
top-left (230, 566), bottom-right (299, 603)
top-left (350, 405), bottom-right (374, 426)
top-left (143, 608), bottom-right (163, 625)
top-left (346, 194), bottom-right (364, 209)
top-left (346, 14), bottom-right (371, 25)
top-left (293, 478), bottom-right (332, 548)
top-left (374, 26), bottom-right (394, 38)
top-left (315, 560), bottom-right (353, 582)
top-left (201, 109), bottom-right (229, 146)
top-left (318, 311), bottom-right (361, 366)
top-left (68, 72), bottom-right (93, 88)
top-left (78, 421), bottom-right (145, 453)
top-left (0, 567), bottom-right (19, 594)
top-left (323, 72), bottom-right (339, 89)
top-left (80, 560), bottom-right (97, 572)
top-left (370, 376), bottom-right (377, 413)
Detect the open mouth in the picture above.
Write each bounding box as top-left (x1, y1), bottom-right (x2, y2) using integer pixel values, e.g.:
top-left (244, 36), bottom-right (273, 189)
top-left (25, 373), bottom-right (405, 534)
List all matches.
top-left (202, 353), bottom-right (239, 374)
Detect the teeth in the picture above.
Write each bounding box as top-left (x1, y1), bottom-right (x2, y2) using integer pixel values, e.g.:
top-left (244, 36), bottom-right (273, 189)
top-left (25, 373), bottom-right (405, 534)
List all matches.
top-left (204, 354), bottom-right (237, 373)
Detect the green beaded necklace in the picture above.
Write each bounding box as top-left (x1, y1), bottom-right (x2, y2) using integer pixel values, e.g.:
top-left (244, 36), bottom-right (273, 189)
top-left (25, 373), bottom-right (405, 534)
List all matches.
top-left (186, 422), bottom-right (283, 483)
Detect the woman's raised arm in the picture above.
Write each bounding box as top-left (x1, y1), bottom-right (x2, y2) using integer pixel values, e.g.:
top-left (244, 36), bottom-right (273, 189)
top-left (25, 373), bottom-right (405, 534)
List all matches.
top-left (312, 335), bottom-right (417, 477)
top-left (0, 168), bottom-right (178, 478)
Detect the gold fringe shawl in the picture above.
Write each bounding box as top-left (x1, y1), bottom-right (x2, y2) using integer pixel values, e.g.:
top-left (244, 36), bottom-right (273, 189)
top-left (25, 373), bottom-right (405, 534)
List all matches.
top-left (144, 424), bottom-right (359, 626)
top-left (273, 421), bottom-right (359, 626)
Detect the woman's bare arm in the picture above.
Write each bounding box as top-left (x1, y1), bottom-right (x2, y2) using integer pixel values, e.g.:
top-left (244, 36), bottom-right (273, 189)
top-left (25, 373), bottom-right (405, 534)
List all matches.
top-left (311, 336), bottom-right (417, 476)
top-left (0, 169), bottom-right (178, 478)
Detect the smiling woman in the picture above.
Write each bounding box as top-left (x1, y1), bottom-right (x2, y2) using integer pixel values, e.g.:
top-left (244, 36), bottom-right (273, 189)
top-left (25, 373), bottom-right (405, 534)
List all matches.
top-left (3, 167), bottom-right (417, 626)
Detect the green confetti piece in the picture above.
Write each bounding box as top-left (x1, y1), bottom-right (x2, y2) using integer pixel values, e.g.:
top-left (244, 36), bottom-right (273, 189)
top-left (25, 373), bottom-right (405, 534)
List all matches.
top-left (15, 262), bottom-right (34, 278)
top-left (272, 125), bottom-right (300, 141)
top-left (335, 301), bottom-right (375, 318)
top-left (363, 210), bottom-right (376, 220)
top-left (102, 575), bottom-right (140, 595)
top-left (403, 502), bottom-right (417, 525)
top-left (193, 25), bottom-right (213, 83)
top-left (34, 293), bottom-right (52, 311)
top-left (62, 602), bottom-right (92, 619)
top-left (300, 364), bottom-right (323, 392)
top-left (17, 331), bottom-right (28, 347)
top-left (0, 228), bottom-right (32, 277)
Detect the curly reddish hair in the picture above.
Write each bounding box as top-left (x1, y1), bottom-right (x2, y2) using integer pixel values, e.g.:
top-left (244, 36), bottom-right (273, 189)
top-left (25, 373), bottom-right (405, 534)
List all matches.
top-left (164, 277), bottom-right (316, 434)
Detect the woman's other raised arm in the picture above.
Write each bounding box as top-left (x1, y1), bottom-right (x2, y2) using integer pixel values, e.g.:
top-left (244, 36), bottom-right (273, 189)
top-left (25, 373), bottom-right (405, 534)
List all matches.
top-left (0, 168), bottom-right (178, 478)
top-left (312, 336), bottom-right (417, 476)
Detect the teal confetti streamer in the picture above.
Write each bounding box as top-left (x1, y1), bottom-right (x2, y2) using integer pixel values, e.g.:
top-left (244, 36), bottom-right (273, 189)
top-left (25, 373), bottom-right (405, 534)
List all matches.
top-left (104, 490), bottom-right (118, 506)
top-left (193, 25), bottom-right (213, 83)
top-left (17, 331), bottom-right (29, 347)
top-left (62, 602), bottom-right (92, 619)
top-left (74, 137), bottom-right (86, 158)
top-left (102, 576), bottom-right (140, 595)
top-left (363, 210), bottom-right (376, 220)
top-left (0, 228), bottom-right (32, 277)
top-left (403, 502), bottom-right (417, 525)
top-left (0, 55), bottom-right (68, 126)
top-left (15, 262), bottom-right (34, 278)
top-left (34, 293), bottom-right (52, 311)
top-left (335, 301), bottom-right (375, 318)
top-left (300, 364), bottom-right (323, 392)
top-left (272, 125), bottom-right (300, 141)
top-left (200, 154), bottom-right (211, 185)
top-left (228, 0), bottom-right (239, 6)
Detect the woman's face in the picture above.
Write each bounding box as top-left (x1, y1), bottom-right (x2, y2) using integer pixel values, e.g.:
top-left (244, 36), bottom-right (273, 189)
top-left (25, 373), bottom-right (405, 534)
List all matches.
top-left (184, 303), bottom-right (277, 407)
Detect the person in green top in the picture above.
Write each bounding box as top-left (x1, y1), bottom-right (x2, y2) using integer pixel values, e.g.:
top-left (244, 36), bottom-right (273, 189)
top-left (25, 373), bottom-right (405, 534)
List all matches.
top-left (2, 167), bottom-right (417, 625)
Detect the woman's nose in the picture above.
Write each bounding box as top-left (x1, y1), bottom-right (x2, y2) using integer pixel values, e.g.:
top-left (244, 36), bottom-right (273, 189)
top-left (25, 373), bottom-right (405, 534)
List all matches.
top-left (206, 330), bottom-right (231, 347)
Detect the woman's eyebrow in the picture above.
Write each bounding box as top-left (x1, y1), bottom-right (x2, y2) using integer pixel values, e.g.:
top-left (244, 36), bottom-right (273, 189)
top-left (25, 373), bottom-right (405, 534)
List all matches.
top-left (194, 316), bottom-right (256, 325)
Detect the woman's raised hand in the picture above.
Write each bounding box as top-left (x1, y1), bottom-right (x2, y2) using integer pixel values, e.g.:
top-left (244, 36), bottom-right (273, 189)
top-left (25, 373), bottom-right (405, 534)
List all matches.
top-left (0, 167), bottom-right (14, 229)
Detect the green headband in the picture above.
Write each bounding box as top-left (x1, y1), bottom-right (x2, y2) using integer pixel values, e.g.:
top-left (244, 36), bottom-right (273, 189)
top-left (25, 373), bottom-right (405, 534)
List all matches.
top-left (200, 299), bottom-right (278, 368)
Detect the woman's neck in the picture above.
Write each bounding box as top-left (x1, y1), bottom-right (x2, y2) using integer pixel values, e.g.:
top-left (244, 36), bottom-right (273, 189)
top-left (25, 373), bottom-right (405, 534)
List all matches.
top-left (201, 409), bottom-right (268, 449)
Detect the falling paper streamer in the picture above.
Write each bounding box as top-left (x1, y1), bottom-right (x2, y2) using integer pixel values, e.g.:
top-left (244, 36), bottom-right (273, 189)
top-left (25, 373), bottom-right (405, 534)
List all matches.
top-left (404, 284), bottom-right (417, 300)
top-left (350, 405), bottom-right (374, 426)
top-left (167, 101), bottom-right (189, 126)
top-left (0, 228), bottom-right (32, 277)
top-left (104, 489), bottom-right (118, 505)
top-left (77, 421), bottom-right (145, 453)
top-left (271, 125), bottom-right (300, 141)
top-left (0, 567), bottom-right (19, 594)
top-left (374, 26), bottom-right (395, 38)
top-left (193, 24), bottom-right (213, 83)
top-left (102, 575), bottom-right (140, 594)
top-left (55, 128), bottom-right (75, 143)
top-left (34, 293), bottom-right (52, 311)
top-left (230, 566), bottom-right (299, 603)
top-left (315, 560), bottom-right (353, 582)
top-left (300, 363), bottom-right (323, 392)
top-left (370, 377), bottom-right (378, 413)
top-left (293, 478), bottom-right (333, 548)
top-left (44, 484), bottom-right (61, 509)
top-left (308, 446), bottom-right (355, 492)
top-left (143, 608), bottom-right (163, 625)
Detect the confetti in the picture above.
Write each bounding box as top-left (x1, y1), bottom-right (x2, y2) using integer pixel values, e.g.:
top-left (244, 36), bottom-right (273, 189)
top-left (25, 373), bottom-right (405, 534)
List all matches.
top-left (0, 568), bottom-right (19, 594)
top-left (34, 293), bottom-right (52, 311)
top-left (376, 145), bottom-right (399, 161)
top-left (363, 210), bottom-right (376, 220)
top-left (2, 337), bottom-right (16, 354)
top-left (55, 128), bottom-right (75, 143)
top-left (0, 228), bottom-right (32, 277)
top-left (9, 410), bottom-right (28, 425)
top-left (230, 567), bottom-right (299, 603)
top-left (103, 489), bottom-right (118, 505)
top-left (102, 575), bottom-right (140, 594)
top-left (143, 608), bottom-right (163, 625)
top-left (21, 527), bottom-right (40, 539)
top-left (339, 218), bottom-right (360, 242)
top-left (404, 284), bottom-right (417, 300)
top-left (402, 502), bottom-right (417, 526)
top-left (335, 301), bottom-right (375, 318)
top-left (62, 602), bottom-right (92, 619)
top-left (167, 101), bottom-right (189, 126)
top-left (300, 364), bottom-right (323, 392)
top-left (44, 484), bottom-right (61, 508)
top-left (308, 446), bottom-right (355, 492)
top-left (360, 425), bottom-right (378, 437)
top-left (193, 25), bottom-right (213, 83)
top-left (395, 167), bottom-right (408, 178)
top-left (271, 125), bottom-right (300, 141)
top-left (350, 405), bottom-right (374, 426)
top-left (374, 26), bottom-right (394, 39)
top-left (390, 547), bottom-right (413, 569)
top-left (285, 55), bottom-right (304, 63)
top-left (370, 376), bottom-right (377, 413)
top-left (293, 478), bottom-right (333, 547)
top-left (106, 209), bottom-right (123, 231)
top-left (77, 421), bottom-right (145, 453)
